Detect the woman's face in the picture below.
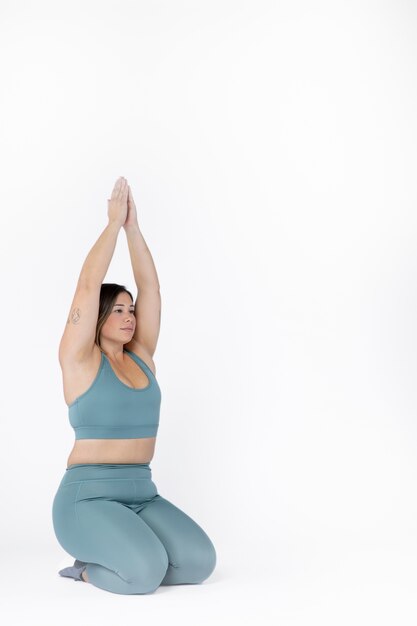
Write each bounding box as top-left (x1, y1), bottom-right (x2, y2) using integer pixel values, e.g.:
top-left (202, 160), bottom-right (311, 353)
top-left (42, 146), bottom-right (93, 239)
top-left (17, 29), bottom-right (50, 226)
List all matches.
top-left (100, 292), bottom-right (136, 343)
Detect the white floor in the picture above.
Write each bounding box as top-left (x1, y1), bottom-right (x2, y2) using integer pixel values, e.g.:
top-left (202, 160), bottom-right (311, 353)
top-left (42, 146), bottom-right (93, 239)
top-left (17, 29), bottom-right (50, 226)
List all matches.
top-left (1, 531), bottom-right (415, 626)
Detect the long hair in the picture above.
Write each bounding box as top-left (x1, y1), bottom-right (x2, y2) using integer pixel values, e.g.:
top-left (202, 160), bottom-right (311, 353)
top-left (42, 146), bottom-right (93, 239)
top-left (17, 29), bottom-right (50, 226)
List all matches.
top-left (95, 283), bottom-right (134, 350)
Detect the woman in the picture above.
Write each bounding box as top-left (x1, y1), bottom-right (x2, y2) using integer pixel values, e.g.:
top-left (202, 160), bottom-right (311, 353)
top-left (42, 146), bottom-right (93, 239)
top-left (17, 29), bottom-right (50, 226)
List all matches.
top-left (52, 176), bottom-right (216, 595)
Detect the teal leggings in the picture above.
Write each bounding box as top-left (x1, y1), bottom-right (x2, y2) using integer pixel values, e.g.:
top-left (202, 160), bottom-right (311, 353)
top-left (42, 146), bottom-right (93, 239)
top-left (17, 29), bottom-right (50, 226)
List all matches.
top-left (52, 463), bottom-right (216, 594)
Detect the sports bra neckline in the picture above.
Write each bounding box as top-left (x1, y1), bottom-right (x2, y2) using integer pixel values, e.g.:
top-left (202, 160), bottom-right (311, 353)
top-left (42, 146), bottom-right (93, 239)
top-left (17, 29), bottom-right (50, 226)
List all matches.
top-left (101, 348), bottom-right (152, 392)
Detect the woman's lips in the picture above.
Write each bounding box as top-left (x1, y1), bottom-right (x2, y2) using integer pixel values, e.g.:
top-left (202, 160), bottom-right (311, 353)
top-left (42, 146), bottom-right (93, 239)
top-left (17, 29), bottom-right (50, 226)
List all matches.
top-left (121, 328), bottom-right (133, 331)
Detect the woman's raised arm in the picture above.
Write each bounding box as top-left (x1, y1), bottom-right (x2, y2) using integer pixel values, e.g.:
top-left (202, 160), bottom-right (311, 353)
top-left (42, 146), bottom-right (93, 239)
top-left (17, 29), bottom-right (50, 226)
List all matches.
top-left (77, 177), bottom-right (128, 288)
top-left (58, 177), bottom-right (128, 363)
top-left (122, 184), bottom-right (161, 358)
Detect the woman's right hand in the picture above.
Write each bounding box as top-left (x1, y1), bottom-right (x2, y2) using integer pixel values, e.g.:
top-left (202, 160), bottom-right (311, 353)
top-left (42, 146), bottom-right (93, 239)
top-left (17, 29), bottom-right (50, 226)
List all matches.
top-left (107, 177), bottom-right (129, 226)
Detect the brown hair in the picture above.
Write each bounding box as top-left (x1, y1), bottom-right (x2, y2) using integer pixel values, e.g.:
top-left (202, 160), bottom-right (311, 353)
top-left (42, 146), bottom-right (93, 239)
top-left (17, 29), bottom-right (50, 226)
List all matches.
top-left (95, 283), bottom-right (134, 350)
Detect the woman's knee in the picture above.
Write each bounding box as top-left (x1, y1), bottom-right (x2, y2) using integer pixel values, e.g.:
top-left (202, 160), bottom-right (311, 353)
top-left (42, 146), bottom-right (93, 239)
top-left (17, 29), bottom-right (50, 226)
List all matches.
top-left (189, 535), bottom-right (217, 582)
top-left (165, 534), bottom-right (217, 584)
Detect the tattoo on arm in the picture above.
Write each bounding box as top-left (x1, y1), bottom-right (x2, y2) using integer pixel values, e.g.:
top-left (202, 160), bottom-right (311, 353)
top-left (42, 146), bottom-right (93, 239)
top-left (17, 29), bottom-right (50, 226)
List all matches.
top-left (67, 307), bottom-right (81, 325)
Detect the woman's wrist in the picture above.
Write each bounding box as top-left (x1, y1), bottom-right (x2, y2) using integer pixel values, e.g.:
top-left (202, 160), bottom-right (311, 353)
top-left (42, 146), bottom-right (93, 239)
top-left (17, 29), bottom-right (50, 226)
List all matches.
top-left (123, 221), bottom-right (140, 233)
top-left (107, 219), bottom-right (123, 231)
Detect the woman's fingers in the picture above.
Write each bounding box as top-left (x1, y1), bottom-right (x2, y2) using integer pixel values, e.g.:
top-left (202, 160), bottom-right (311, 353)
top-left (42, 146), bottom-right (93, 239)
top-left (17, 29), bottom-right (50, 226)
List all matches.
top-left (110, 178), bottom-right (121, 199)
top-left (111, 176), bottom-right (127, 199)
top-left (107, 177), bottom-right (129, 226)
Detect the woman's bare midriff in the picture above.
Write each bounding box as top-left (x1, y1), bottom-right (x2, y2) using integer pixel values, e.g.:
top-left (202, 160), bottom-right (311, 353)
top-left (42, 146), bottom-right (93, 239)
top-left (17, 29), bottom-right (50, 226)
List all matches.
top-left (66, 437), bottom-right (156, 467)
top-left (62, 342), bottom-right (158, 468)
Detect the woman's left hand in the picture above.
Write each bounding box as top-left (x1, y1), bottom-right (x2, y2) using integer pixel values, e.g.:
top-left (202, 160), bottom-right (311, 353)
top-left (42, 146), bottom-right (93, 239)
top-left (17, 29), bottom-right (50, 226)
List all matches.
top-left (123, 185), bottom-right (139, 228)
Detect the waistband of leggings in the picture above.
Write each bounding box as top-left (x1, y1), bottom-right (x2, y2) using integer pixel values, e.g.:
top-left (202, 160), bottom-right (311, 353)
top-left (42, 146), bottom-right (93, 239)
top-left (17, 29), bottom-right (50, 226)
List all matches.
top-left (61, 462), bottom-right (152, 484)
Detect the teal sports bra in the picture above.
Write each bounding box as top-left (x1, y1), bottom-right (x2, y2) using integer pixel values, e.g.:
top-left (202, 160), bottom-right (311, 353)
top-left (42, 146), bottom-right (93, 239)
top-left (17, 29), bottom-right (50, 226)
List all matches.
top-left (68, 349), bottom-right (161, 440)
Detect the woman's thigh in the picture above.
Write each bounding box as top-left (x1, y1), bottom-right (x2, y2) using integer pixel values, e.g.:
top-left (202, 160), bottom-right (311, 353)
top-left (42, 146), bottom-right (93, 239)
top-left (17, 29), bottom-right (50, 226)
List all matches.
top-left (138, 495), bottom-right (217, 585)
top-left (53, 480), bottom-right (169, 593)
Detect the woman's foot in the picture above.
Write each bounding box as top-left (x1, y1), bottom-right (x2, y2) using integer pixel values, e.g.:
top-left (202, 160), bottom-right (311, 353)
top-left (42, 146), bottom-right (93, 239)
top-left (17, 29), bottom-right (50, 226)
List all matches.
top-left (75, 560), bottom-right (89, 582)
top-left (58, 559), bottom-right (87, 582)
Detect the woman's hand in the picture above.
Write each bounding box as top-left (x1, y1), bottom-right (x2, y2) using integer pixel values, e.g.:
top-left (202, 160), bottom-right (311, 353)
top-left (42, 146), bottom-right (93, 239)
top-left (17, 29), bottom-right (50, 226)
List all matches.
top-left (123, 184), bottom-right (139, 229)
top-left (107, 177), bottom-right (128, 227)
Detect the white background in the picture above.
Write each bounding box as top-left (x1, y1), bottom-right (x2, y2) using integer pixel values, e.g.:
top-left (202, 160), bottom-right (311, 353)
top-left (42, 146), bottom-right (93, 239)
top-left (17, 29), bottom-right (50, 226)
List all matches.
top-left (0, 0), bottom-right (416, 624)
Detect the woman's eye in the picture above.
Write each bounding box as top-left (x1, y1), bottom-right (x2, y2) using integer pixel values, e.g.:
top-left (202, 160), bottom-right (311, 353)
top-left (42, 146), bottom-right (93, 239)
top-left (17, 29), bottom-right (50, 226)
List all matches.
top-left (115, 309), bottom-right (135, 314)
